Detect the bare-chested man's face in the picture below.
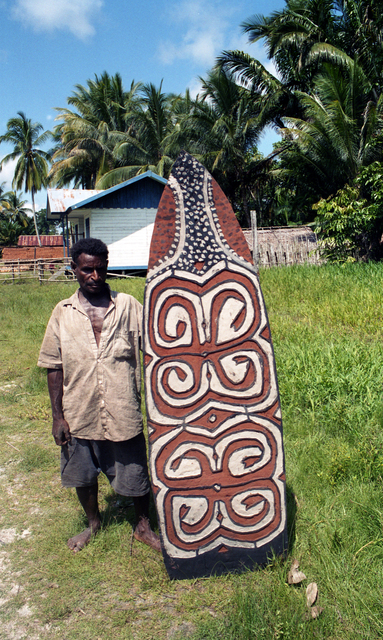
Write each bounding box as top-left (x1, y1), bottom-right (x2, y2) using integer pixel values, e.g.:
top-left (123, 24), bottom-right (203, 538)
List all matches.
top-left (71, 253), bottom-right (108, 296)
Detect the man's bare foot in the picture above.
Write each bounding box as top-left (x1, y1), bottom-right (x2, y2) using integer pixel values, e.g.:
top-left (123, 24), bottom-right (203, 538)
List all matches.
top-left (134, 517), bottom-right (161, 553)
top-left (67, 523), bottom-right (101, 553)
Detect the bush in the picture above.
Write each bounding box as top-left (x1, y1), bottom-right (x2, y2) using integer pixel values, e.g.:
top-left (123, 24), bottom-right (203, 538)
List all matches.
top-left (314, 162), bottom-right (383, 262)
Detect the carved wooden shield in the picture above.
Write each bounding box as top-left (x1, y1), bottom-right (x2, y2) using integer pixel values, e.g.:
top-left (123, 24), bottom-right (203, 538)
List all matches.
top-left (143, 151), bottom-right (287, 579)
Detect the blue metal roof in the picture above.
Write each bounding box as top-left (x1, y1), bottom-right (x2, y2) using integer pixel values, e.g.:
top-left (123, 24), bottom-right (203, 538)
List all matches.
top-left (67, 171), bottom-right (167, 212)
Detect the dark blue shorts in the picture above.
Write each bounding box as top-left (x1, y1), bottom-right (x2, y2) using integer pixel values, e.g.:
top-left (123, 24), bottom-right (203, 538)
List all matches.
top-left (60, 432), bottom-right (150, 497)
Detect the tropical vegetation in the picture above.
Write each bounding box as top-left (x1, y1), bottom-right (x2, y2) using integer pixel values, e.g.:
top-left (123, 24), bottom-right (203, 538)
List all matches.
top-left (0, 112), bottom-right (51, 246)
top-left (0, 190), bottom-right (33, 247)
top-left (218, 0), bottom-right (383, 254)
top-left (2, 1), bottom-right (383, 258)
top-left (0, 190), bottom-right (57, 249)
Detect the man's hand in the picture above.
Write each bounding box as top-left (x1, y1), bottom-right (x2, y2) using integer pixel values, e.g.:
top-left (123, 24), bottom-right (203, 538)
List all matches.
top-left (47, 369), bottom-right (71, 446)
top-left (52, 417), bottom-right (71, 446)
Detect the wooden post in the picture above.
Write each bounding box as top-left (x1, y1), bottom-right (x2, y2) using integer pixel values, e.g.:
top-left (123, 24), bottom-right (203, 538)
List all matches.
top-left (12, 263), bottom-right (14, 284)
top-left (18, 259), bottom-right (20, 280)
top-left (251, 210), bottom-right (259, 274)
top-left (38, 260), bottom-right (43, 285)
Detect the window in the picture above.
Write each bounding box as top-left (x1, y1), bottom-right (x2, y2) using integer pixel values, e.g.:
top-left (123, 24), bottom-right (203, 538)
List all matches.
top-left (85, 218), bottom-right (90, 238)
top-left (75, 224), bottom-right (79, 242)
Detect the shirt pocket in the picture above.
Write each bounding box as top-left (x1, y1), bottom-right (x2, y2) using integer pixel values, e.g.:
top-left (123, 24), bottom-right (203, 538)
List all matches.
top-left (113, 331), bottom-right (135, 360)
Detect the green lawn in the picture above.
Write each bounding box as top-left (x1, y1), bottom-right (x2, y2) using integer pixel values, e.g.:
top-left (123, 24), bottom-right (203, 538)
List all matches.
top-left (1, 264), bottom-right (383, 639)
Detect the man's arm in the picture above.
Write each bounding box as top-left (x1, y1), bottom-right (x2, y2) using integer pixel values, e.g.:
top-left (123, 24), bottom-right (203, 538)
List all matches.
top-left (47, 368), bottom-right (71, 446)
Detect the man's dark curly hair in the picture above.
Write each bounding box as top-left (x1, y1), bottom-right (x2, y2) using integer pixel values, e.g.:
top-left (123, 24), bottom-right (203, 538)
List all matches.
top-left (71, 238), bottom-right (109, 264)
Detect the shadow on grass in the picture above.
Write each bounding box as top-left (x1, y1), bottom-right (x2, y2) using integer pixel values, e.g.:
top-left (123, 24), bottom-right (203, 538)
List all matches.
top-left (102, 489), bottom-right (159, 532)
top-left (286, 482), bottom-right (297, 554)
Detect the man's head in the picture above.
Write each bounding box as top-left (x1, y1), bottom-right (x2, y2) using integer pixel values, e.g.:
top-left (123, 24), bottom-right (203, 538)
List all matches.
top-left (71, 238), bottom-right (108, 265)
top-left (70, 238), bottom-right (109, 297)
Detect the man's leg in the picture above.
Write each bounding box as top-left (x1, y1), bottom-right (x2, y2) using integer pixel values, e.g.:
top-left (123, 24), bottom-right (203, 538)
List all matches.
top-left (61, 438), bottom-right (102, 552)
top-left (67, 483), bottom-right (102, 552)
top-left (133, 492), bottom-right (161, 553)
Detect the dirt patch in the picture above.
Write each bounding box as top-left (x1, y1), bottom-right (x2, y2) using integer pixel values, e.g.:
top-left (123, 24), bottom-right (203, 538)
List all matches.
top-left (0, 463), bottom-right (50, 640)
top-left (0, 529), bottom-right (31, 544)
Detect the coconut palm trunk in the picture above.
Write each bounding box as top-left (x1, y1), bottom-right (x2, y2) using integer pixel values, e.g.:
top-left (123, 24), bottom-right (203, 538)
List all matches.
top-left (31, 187), bottom-right (41, 247)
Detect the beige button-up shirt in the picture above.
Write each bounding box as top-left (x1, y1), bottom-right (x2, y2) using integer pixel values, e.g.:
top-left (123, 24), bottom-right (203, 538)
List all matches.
top-left (38, 290), bottom-right (143, 441)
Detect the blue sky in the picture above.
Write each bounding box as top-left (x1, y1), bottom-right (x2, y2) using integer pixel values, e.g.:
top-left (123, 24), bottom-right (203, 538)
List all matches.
top-left (0, 0), bottom-right (285, 211)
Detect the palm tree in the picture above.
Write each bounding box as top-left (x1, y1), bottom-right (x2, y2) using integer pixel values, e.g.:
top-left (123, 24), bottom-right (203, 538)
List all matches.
top-left (276, 58), bottom-right (383, 217)
top-left (218, 0), bottom-right (383, 135)
top-left (0, 190), bottom-right (32, 227)
top-left (0, 112), bottom-right (51, 246)
top-left (96, 82), bottom-right (185, 188)
top-left (240, 0), bottom-right (337, 86)
top-left (0, 219), bottom-right (32, 246)
top-left (216, 2), bottom-right (328, 131)
top-left (50, 73), bottom-right (142, 188)
top-left (217, 0), bottom-right (383, 222)
top-left (185, 68), bottom-right (268, 226)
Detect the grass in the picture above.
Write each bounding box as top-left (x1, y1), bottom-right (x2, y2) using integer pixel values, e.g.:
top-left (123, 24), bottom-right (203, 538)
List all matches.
top-left (1, 263), bottom-right (383, 639)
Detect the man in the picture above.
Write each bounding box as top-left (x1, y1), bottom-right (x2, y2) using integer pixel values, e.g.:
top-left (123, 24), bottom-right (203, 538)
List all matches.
top-left (38, 237), bottom-right (160, 553)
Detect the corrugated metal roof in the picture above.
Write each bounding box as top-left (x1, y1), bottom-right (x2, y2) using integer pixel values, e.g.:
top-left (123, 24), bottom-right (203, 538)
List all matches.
top-left (47, 172), bottom-right (167, 215)
top-left (17, 235), bottom-right (64, 247)
top-left (47, 189), bottom-right (102, 215)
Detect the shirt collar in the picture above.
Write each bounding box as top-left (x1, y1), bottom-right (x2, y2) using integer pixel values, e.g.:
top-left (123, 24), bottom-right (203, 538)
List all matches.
top-left (64, 286), bottom-right (116, 314)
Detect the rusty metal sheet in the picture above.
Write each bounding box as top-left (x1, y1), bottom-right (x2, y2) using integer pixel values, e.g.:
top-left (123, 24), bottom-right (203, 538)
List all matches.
top-left (47, 189), bottom-right (101, 215)
top-left (17, 235), bottom-right (64, 247)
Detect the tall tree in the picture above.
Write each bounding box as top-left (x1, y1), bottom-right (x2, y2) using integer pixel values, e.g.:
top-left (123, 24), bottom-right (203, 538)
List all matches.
top-left (218, 0), bottom-right (383, 223)
top-left (0, 190), bottom-right (34, 245)
top-left (0, 112), bottom-right (51, 246)
top-left (50, 73), bottom-right (142, 188)
top-left (0, 190), bottom-right (32, 227)
top-left (96, 82), bottom-right (185, 188)
top-left (275, 58), bottom-right (383, 218)
top-left (185, 68), bottom-right (266, 226)
top-left (216, 0), bottom-right (334, 130)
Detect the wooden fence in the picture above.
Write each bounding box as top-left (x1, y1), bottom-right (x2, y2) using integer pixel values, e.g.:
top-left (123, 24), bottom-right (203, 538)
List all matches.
top-left (1, 227), bottom-right (321, 282)
top-left (0, 258), bottom-right (75, 284)
top-left (258, 237), bottom-right (321, 267)
top-left (243, 226), bottom-right (321, 268)
top-left (0, 258), bottom-right (142, 284)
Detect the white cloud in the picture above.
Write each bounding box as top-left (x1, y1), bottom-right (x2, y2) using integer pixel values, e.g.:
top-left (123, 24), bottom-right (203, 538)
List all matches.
top-left (158, 0), bottom-right (278, 83)
top-left (187, 77), bottom-right (203, 99)
top-left (0, 157), bottom-right (17, 192)
top-left (158, 0), bottom-right (236, 68)
top-left (12, 0), bottom-right (103, 40)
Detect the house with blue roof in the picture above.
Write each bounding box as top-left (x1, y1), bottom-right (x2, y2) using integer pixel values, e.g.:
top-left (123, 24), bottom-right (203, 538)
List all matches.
top-left (46, 171), bottom-right (167, 272)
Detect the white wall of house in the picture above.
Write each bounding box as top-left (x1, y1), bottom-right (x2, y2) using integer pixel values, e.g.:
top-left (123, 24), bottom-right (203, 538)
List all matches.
top-left (90, 208), bottom-right (157, 268)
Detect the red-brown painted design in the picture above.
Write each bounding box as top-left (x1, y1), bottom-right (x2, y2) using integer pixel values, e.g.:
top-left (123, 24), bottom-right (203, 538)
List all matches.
top-left (148, 185), bottom-right (177, 270)
top-left (143, 152), bottom-right (286, 574)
